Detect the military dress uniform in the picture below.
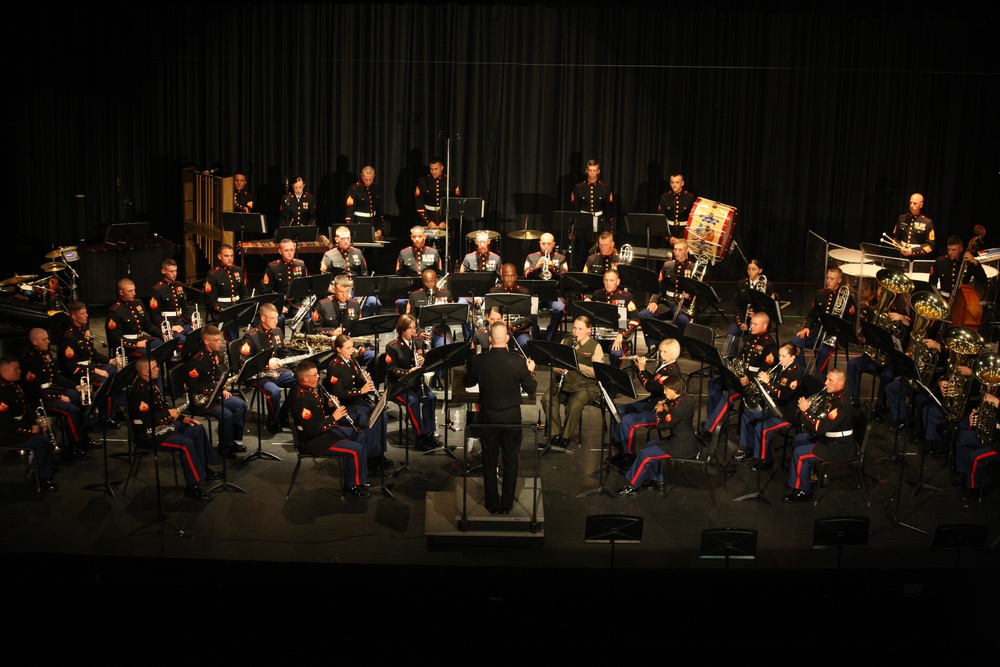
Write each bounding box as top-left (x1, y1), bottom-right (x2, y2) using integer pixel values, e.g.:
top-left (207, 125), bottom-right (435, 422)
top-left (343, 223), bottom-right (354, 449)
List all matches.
top-left (737, 360), bottom-right (804, 463)
top-left (786, 388), bottom-right (857, 499)
top-left (21, 346), bottom-right (89, 452)
top-left (929, 254), bottom-right (987, 299)
top-left (187, 347), bottom-right (247, 456)
top-left (487, 283), bottom-right (536, 348)
top-left (287, 382), bottom-right (369, 494)
top-left (846, 295), bottom-right (910, 409)
top-left (638, 256), bottom-right (697, 336)
top-left (280, 192), bottom-right (316, 226)
top-left (619, 393), bottom-right (697, 492)
top-left (396, 245), bottom-right (442, 278)
top-left (583, 251), bottom-right (619, 276)
top-left (892, 213), bottom-right (934, 257)
top-left (408, 286), bottom-right (456, 349)
top-left (524, 250), bottom-right (568, 340)
top-left (238, 325), bottom-right (297, 432)
top-left (261, 257), bottom-right (307, 323)
top-left (384, 337), bottom-right (438, 446)
top-left (325, 354), bottom-right (386, 462)
top-left (571, 179), bottom-right (614, 237)
top-left (149, 279), bottom-right (193, 346)
top-left (589, 287), bottom-right (639, 368)
top-left (790, 286), bottom-right (857, 375)
top-left (724, 276), bottom-right (773, 356)
top-left (61, 321), bottom-right (121, 426)
top-left (204, 263), bottom-right (248, 318)
top-left (460, 250), bottom-right (502, 276)
top-left (106, 299), bottom-right (163, 358)
top-left (234, 187), bottom-right (253, 213)
top-left (320, 245), bottom-right (368, 278)
top-left (703, 330), bottom-right (778, 434)
top-left (414, 174), bottom-right (460, 227)
top-left (345, 179), bottom-right (384, 236)
top-left (657, 188), bottom-right (696, 238)
top-left (0, 376), bottom-right (57, 484)
top-left (611, 360), bottom-right (681, 457)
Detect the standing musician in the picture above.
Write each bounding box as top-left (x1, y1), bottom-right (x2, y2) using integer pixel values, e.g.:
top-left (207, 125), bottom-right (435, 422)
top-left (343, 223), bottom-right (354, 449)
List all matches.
top-left (789, 266), bottom-right (856, 376)
top-left (571, 158), bottom-right (615, 244)
top-left (488, 263), bottom-right (537, 348)
top-left (616, 376), bottom-right (696, 495)
top-left (204, 244), bottom-right (247, 336)
top-left (232, 171), bottom-right (253, 212)
top-left (929, 235), bottom-right (987, 303)
top-left (61, 301), bottom-right (120, 428)
top-left (280, 176), bottom-right (316, 226)
top-left (384, 314), bottom-right (440, 450)
top-left (261, 238), bottom-right (307, 324)
top-left (734, 343), bottom-right (804, 470)
top-left (657, 173), bottom-right (696, 244)
top-left (701, 311), bottom-right (777, 438)
top-left (345, 165), bottom-right (384, 240)
top-left (585, 269), bottom-right (639, 368)
top-left (129, 358), bottom-right (220, 502)
top-left (890, 193), bottom-right (934, 258)
top-left (106, 278), bottom-right (163, 359)
top-left (324, 334), bottom-right (388, 472)
top-left (310, 275), bottom-right (375, 367)
top-left (22, 328), bottom-right (97, 456)
top-left (0, 356), bottom-right (58, 492)
top-left (723, 259), bottom-right (774, 356)
top-left (582, 231), bottom-right (619, 275)
top-left (149, 258), bottom-right (193, 346)
top-left (464, 321), bottom-right (537, 515)
top-left (320, 225), bottom-right (368, 279)
top-left (524, 232), bottom-right (567, 340)
top-left (784, 368), bottom-right (856, 503)
top-left (414, 158), bottom-right (460, 231)
top-left (238, 302), bottom-right (298, 434)
top-left (638, 239), bottom-right (697, 337)
top-left (187, 326), bottom-right (247, 459)
top-left (610, 338), bottom-right (681, 467)
top-left (459, 231), bottom-right (502, 276)
top-left (288, 360), bottom-right (370, 496)
top-left (541, 315), bottom-right (604, 449)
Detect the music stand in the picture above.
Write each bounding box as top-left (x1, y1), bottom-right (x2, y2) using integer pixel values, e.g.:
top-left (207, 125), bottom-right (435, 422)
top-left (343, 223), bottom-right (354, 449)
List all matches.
top-left (385, 276), bottom-right (419, 305)
top-left (624, 213), bottom-right (670, 271)
top-left (521, 279), bottom-right (559, 305)
top-left (272, 225), bottom-right (318, 244)
top-left (731, 373), bottom-right (784, 506)
top-left (747, 288), bottom-right (782, 329)
top-left (419, 341), bottom-right (470, 460)
top-left (571, 300), bottom-right (621, 332)
top-left (560, 272), bottom-right (604, 330)
top-left (617, 265), bottom-right (659, 299)
top-left (348, 313), bottom-right (398, 358)
top-left (203, 370), bottom-right (248, 496)
top-left (553, 211), bottom-right (593, 269)
top-left (679, 276), bottom-right (723, 320)
top-left (351, 275), bottom-right (382, 309)
top-left (149, 338), bottom-right (179, 370)
top-left (699, 527), bottom-right (757, 570)
top-left (931, 523), bottom-right (989, 568)
top-left (812, 516), bottom-right (869, 569)
top-left (584, 514), bottom-right (643, 570)
top-left (223, 212), bottom-right (267, 271)
top-left (579, 362), bottom-right (638, 500)
top-left (639, 317), bottom-right (682, 353)
top-left (344, 223), bottom-right (375, 244)
top-left (384, 364), bottom-right (426, 479)
top-left (82, 374), bottom-right (120, 497)
top-left (218, 302), bottom-right (258, 338)
top-left (524, 339), bottom-right (578, 457)
top-left (484, 293), bottom-right (532, 321)
top-left (448, 273), bottom-right (497, 303)
top-left (813, 312), bottom-right (858, 373)
top-left (236, 347), bottom-right (284, 463)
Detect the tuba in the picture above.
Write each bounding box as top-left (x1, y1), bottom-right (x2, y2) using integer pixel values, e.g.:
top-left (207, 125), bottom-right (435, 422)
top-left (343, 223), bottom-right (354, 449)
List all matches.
top-left (941, 326), bottom-right (985, 422)
top-left (971, 353), bottom-right (1000, 445)
top-left (862, 268), bottom-right (913, 365)
top-left (905, 291), bottom-right (948, 386)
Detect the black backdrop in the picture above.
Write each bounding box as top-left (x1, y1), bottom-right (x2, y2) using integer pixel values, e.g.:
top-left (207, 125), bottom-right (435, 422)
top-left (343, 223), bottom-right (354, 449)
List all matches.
top-left (10, 3), bottom-right (998, 282)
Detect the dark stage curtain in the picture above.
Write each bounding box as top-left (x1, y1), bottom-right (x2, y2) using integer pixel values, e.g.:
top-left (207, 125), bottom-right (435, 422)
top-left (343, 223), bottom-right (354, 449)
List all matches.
top-left (10, 4), bottom-right (997, 283)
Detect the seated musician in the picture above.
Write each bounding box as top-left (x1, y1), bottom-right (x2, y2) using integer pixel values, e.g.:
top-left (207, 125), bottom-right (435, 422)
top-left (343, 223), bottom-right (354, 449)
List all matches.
top-left (723, 259), bottom-right (775, 356)
top-left (883, 317), bottom-right (945, 432)
top-left (324, 334), bottom-right (389, 472)
top-left (488, 263), bottom-right (536, 348)
top-left (700, 311), bottom-right (777, 438)
top-left (384, 314), bottom-right (440, 450)
top-left (929, 235), bottom-right (987, 315)
top-left (129, 358), bottom-right (220, 502)
top-left (616, 376), bottom-right (696, 495)
top-left (637, 239), bottom-right (697, 339)
top-left (789, 266), bottom-right (856, 377)
top-left (470, 306), bottom-right (506, 354)
top-left (784, 368), bottom-right (855, 503)
top-left (188, 326), bottom-right (247, 459)
top-left (106, 278), bottom-right (164, 360)
top-left (238, 302), bottom-right (298, 435)
top-left (61, 301), bottom-right (122, 429)
top-left (917, 333), bottom-right (979, 459)
top-left (311, 274), bottom-right (374, 367)
top-left (260, 238), bottom-right (307, 326)
top-left (148, 258), bottom-right (194, 348)
top-left (541, 315), bottom-right (604, 449)
top-left (288, 360), bottom-right (370, 497)
top-left (0, 356), bottom-right (59, 492)
top-left (395, 226), bottom-right (443, 313)
top-left (582, 231), bottom-right (619, 275)
top-left (584, 269), bottom-right (639, 368)
top-left (459, 231), bottom-right (501, 276)
top-left (734, 343), bottom-right (803, 470)
top-left (524, 232), bottom-right (567, 340)
top-left (610, 338), bottom-right (681, 468)
top-left (956, 392), bottom-right (1000, 504)
top-left (320, 226), bottom-right (379, 317)
top-left (204, 244), bottom-right (247, 339)
top-left (846, 281), bottom-right (910, 419)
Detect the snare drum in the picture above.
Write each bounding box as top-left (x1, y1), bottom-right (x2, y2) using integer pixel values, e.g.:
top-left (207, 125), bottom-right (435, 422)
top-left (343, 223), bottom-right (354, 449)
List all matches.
top-left (685, 198), bottom-right (736, 262)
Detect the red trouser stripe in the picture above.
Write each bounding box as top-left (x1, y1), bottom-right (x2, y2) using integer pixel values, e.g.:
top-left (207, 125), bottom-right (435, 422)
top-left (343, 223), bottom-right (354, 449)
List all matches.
top-left (969, 450), bottom-right (998, 489)
top-left (48, 404), bottom-right (80, 443)
top-left (709, 393), bottom-right (738, 432)
top-left (794, 451), bottom-right (820, 490)
top-left (327, 442), bottom-right (361, 486)
top-left (161, 440), bottom-right (200, 483)
top-left (630, 452), bottom-right (671, 487)
top-left (625, 420), bottom-right (657, 454)
top-left (760, 421), bottom-right (790, 460)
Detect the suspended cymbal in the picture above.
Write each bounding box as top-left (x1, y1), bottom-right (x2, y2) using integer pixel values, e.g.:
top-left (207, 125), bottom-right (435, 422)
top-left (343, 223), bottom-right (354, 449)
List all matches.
top-left (0, 274), bottom-right (37, 286)
top-left (507, 229), bottom-right (543, 240)
top-left (41, 262), bottom-right (68, 273)
top-left (466, 230), bottom-right (500, 240)
top-left (44, 249), bottom-right (65, 259)
top-left (424, 229), bottom-right (447, 238)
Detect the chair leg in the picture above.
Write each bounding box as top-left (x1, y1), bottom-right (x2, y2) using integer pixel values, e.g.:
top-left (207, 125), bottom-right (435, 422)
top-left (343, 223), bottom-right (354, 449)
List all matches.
top-left (286, 455), bottom-right (303, 499)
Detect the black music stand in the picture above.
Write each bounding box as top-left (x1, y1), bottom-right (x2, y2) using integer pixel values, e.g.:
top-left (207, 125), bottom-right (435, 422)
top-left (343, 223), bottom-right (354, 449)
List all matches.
top-left (684, 334), bottom-right (742, 469)
top-left (747, 288), bottom-right (783, 332)
top-left (419, 341), bottom-right (470, 460)
top-left (273, 225), bottom-right (318, 244)
top-left (639, 317), bottom-right (682, 354)
top-left (814, 312), bottom-right (858, 373)
top-left (344, 223), bottom-right (375, 244)
top-left (218, 302), bottom-right (258, 338)
top-left (931, 523), bottom-right (989, 569)
top-left (553, 211), bottom-right (593, 269)
top-left (237, 347), bottom-right (285, 464)
top-left (525, 339), bottom-right (578, 457)
top-left (448, 273), bottom-right (497, 303)
top-left (82, 373), bottom-right (120, 497)
top-left (348, 313), bottom-right (398, 358)
top-left (484, 292), bottom-right (532, 321)
top-left (812, 516), bottom-right (869, 569)
top-left (286, 274), bottom-right (331, 333)
top-left (679, 275), bottom-right (723, 320)
top-left (561, 271), bottom-right (607, 333)
top-left (203, 370), bottom-right (248, 496)
top-left (521, 278), bottom-right (558, 304)
top-left (149, 338), bottom-right (179, 370)
top-left (104, 222), bottom-right (151, 277)
top-left (584, 514), bottom-right (643, 569)
top-left (617, 264), bottom-right (659, 299)
top-left (386, 364), bottom-right (427, 479)
top-left (624, 213), bottom-right (670, 271)
top-left (699, 527), bottom-right (757, 570)
top-left (571, 300), bottom-right (621, 332)
top-left (384, 276), bottom-right (419, 305)
top-left (579, 362), bottom-right (638, 500)
top-left (451, 197), bottom-right (486, 259)
top-left (351, 275), bottom-right (381, 310)
top-left (731, 372), bottom-right (785, 506)
top-left (223, 212), bottom-right (267, 271)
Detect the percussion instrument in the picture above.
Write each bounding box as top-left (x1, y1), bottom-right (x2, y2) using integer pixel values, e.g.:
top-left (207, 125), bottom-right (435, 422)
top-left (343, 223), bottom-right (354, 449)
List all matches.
top-left (0, 274), bottom-right (36, 287)
top-left (40, 262), bottom-right (68, 272)
top-left (828, 247), bottom-right (868, 264)
top-left (507, 229), bottom-right (543, 240)
top-left (465, 230), bottom-right (500, 240)
top-left (424, 229), bottom-right (447, 238)
top-left (684, 197), bottom-right (736, 263)
top-left (838, 263), bottom-right (880, 278)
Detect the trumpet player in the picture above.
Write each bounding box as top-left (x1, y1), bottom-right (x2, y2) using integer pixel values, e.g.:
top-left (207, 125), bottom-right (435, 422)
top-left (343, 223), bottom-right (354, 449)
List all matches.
top-left (638, 239), bottom-right (696, 339)
top-left (106, 278), bottom-right (165, 359)
top-left (0, 357), bottom-right (58, 492)
top-left (784, 368), bottom-right (855, 503)
top-left (148, 258), bottom-right (194, 347)
top-left (188, 326), bottom-right (247, 459)
top-left (385, 314), bottom-right (440, 450)
top-left (325, 334), bottom-right (389, 472)
top-left (61, 301), bottom-right (122, 429)
top-left (239, 302), bottom-right (298, 434)
top-left (723, 259), bottom-right (775, 356)
top-left (734, 343), bottom-right (804, 470)
top-left (523, 232), bottom-right (567, 340)
top-left (287, 360), bottom-right (370, 497)
top-left (488, 264), bottom-right (537, 348)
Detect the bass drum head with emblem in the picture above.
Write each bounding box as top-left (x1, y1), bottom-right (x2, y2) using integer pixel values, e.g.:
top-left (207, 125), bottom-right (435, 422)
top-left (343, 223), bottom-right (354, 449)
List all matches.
top-left (685, 198), bottom-right (736, 263)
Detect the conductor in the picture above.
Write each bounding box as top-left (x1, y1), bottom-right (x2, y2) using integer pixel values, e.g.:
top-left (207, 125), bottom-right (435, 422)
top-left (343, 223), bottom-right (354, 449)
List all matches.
top-left (464, 321), bottom-right (537, 515)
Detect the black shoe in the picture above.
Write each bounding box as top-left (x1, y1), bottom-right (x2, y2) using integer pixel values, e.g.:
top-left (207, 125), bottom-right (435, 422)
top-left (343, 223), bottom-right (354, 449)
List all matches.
top-left (617, 454), bottom-right (636, 470)
top-left (608, 452), bottom-right (627, 466)
top-left (886, 419), bottom-right (907, 432)
top-left (40, 478), bottom-right (58, 493)
top-left (783, 490), bottom-right (813, 503)
top-left (67, 447), bottom-right (91, 461)
top-left (752, 459), bottom-right (774, 472)
top-left (696, 427), bottom-right (712, 441)
top-left (617, 484), bottom-right (639, 495)
top-left (205, 469), bottom-right (224, 481)
top-left (221, 449), bottom-right (238, 460)
top-left (345, 485), bottom-right (371, 498)
top-left (430, 377), bottom-right (444, 391)
top-left (962, 490), bottom-right (978, 504)
top-left (266, 423), bottom-right (282, 435)
top-left (871, 405), bottom-right (886, 423)
top-left (642, 480), bottom-right (665, 491)
top-left (232, 443), bottom-right (247, 453)
top-left (184, 485), bottom-right (213, 502)
top-left (732, 448), bottom-right (752, 462)
top-left (86, 439), bottom-right (104, 450)
top-left (100, 417), bottom-right (120, 430)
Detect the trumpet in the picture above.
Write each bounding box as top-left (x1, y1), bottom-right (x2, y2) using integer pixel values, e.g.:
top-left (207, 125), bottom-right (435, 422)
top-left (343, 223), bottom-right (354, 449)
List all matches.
top-left (540, 252), bottom-right (553, 280)
top-left (160, 314), bottom-right (172, 342)
top-left (190, 304), bottom-right (203, 330)
top-left (80, 368), bottom-right (92, 407)
top-left (114, 344), bottom-right (127, 369)
top-left (36, 401), bottom-right (60, 453)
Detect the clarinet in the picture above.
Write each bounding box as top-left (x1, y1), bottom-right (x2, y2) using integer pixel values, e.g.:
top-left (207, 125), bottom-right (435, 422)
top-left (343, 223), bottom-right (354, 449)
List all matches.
top-left (319, 383), bottom-right (361, 434)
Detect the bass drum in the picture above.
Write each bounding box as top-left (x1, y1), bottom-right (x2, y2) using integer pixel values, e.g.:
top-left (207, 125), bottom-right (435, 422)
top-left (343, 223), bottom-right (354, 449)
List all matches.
top-left (685, 198), bottom-right (736, 262)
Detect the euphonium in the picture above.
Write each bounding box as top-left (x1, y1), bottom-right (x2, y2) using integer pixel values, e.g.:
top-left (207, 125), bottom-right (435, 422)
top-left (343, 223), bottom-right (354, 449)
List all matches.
top-left (820, 284), bottom-right (853, 347)
top-left (744, 274), bottom-right (768, 322)
top-left (905, 291), bottom-right (948, 386)
top-left (941, 326), bottom-right (985, 422)
top-left (862, 268), bottom-right (913, 365)
top-left (972, 353), bottom-right (1000, 445)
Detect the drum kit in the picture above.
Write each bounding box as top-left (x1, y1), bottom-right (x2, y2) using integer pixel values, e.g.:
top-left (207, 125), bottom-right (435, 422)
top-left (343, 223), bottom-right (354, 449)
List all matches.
top-left (0, 245), bottom-right (78, 308)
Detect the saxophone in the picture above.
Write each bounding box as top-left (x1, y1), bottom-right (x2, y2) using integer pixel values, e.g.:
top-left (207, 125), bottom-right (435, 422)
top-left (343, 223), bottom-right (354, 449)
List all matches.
top-left (861, 268), bottom-right (913, 366)
top-left (905, 291), bottom-right (948, 387)
top-left (252, 346), bottom-right (315, 381)
top-left (154, 397), bottom-right (190, 437)
top-left (941, 326), bottom-right (985, 422)
top-left (971, 353), bottom-right (1000, 445)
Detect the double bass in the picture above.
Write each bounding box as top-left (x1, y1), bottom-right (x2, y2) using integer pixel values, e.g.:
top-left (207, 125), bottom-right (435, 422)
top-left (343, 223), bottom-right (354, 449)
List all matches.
top-left (947, 225), bottom-right (986, 331)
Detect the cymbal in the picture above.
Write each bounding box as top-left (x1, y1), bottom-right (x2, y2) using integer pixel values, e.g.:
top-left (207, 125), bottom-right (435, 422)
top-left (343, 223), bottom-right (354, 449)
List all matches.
top-left (424, 229), bottom-right (447, 238)
top-left (41, 262), bottom-right (68, 273)
top-left (0, 274), bottom-right (37, 286)
top-left (508, 229), bottom-right (543, 240)
top-left (44, 249), bottom-right (64, 259)
top-left (466, 230), bottom-right (500, 240)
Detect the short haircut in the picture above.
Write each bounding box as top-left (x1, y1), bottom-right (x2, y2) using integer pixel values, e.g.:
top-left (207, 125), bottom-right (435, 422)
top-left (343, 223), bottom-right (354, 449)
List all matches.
top-left (587, 158), bottom-right (600, 168)
top-left (67, 300), bottom-right (86, 315)
top-left (333, 274), bottom-right (353, 289)
top-left (201, 325), bottom-right (222, 339)
top-left (662, 375), bottom-right (685, 395)
top-left (295, 360), bottom-right (317, 378)
top-left (162, 259), bottom-right (177, 270)
top-left (260, 302), bottom-right (278, 317)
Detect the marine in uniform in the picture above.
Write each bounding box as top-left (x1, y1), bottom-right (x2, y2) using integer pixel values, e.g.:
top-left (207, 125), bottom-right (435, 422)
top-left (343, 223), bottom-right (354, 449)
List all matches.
top-left (524, 232), bottom-right (567, 340)
top-left (657, 173), bottom-right (696, 243)
top-left (324, 335), bottom-right (388, 472)
top-left (280, 176), bottom-right (316, 226)
top-left (345, 165), bottom-right (384, 240)
top-left (261, 238), bottom-right (307, 322)
top-left (238, 303), bottom-right (298, 434)
top-left (571, 158), bottom-right (614, 244)
top-left (414, 158), bottom-right (460, 230)
top-left (610, 338), bottom-right (681, 463)
top-left (582, 231), bottom-right (620, 275)
top-left (187, 326), bottom-right (247, 459)
top-left (586, 269), bottom-right (639, 368)
top-left (487, 264), bottom-right (536, 349)
top-left (384, 314), bottom-right (439, 450)
top-left (541, 316), bottom-right (604, 449)
top-left (105, 278), bottom-right (164, 359)
top-left (460, 231), bottom-right (502, 276)
top-left (148, 258), bottom-right (193, 347)
top-left (61, 301), bottom-right (120, 427)
top-left (891, 193), bottom-right (934, 258)
top-left (0, 357), bottom-right (58, 492)
top-left (789, 266), bottom-right (856, 376)
top-left (233, 171), bottom-right (254, 212)
top-left (204, 244), bottom-right (247, 338)
top-left (638, 239), bottom-right (697, 337)
top-left (735, 343), bottom-right (804, 468)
